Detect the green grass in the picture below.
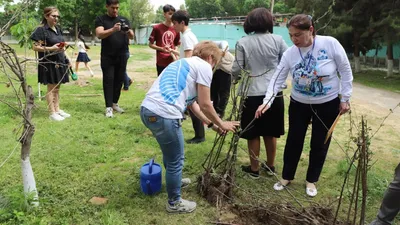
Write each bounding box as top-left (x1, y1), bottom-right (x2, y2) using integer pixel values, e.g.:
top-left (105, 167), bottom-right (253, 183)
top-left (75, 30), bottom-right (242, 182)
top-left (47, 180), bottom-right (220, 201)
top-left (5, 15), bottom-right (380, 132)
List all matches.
top-left (6, 44), bottom-right (151, 62)
top-left (353, 70), bottom-right (400, 93)
top-left (1, 46), bottom-right (400, 224)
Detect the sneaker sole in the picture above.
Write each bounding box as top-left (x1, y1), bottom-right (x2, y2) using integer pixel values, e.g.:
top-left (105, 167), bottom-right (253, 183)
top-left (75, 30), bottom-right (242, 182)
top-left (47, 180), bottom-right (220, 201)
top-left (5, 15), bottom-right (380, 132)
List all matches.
top-left (166, 206), bottom-right (196, 214)
top-left (247, 173), bottom-right (260, 180)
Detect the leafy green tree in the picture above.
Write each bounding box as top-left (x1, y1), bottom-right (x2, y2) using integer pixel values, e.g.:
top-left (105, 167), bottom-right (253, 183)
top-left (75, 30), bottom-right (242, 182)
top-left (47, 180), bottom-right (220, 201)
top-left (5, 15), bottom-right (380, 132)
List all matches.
top-left (185, 0), bottom-right (224, 18)
top-left (154, 5), bottom-right (164, 23)
top-left (127, 0), bottom-right (154, 29)
top-left (10, 17), bottom-right (38, 48)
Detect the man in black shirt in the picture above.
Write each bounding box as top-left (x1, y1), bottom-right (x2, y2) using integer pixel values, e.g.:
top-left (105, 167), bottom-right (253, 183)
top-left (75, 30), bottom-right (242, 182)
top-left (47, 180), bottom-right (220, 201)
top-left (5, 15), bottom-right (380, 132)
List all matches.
top-left (95, 0), bottom-right (134, 118)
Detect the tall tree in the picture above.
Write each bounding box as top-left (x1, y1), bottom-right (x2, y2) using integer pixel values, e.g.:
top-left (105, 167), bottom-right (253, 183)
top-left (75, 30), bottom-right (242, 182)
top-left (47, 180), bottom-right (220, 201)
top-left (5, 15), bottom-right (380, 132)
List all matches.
top-left (185, 0), bottom-right (224, 18)
top-left (179, 4), bottom-right (186, 10)
top-left (127, 0), bottom-right (154, 30)
top-left (154, 5), bottom-right (164, 23)
top-left (369, 0), bottom-right (400, 77)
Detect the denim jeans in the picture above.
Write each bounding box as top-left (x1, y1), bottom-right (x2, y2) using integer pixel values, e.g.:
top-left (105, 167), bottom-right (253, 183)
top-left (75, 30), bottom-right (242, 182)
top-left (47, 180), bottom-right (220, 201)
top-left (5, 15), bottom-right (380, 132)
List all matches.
top-left (140, 107), bottom-right (184, 202)
top-left (123, 51), bottom-right (131, 90)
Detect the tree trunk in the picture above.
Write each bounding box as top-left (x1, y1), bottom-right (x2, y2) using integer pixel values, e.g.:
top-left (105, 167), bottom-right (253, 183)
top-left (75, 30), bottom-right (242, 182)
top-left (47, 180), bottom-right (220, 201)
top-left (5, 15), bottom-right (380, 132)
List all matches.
top-left (355, 57), bottom-right (361, 73)
top-left (91, 31), bottom-right (96, 46)
top-left (270, 0), bottom-right (275, 14)
top-left (20, 85), bottom-right (38, 206)
top-left (387, 43), bottom-right (393, 77)
top-left (373, 48), bottom-right (378, 66)
top-left (75, 18), bottom-right (79, 47)
top-left (354, 32), bottom-right (361, 73)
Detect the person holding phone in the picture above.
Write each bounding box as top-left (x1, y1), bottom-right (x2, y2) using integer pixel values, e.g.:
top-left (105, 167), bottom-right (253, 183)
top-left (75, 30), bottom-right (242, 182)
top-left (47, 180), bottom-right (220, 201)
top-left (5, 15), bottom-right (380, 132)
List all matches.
top-left (30, 6), bottom-right (72, 121)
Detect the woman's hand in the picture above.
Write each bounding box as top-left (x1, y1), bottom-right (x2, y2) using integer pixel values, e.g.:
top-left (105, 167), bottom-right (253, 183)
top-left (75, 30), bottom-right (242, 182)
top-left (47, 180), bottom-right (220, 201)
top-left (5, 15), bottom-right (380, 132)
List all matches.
top-left (48, 43), bottom-right (65, 52)
top-left (340, 101), bottom-right (350, 114)
top-left (219, 121), bottom-right (240, 132)
top-left (211, 124), bottom-right (226, 135)
top-left (255, 104), bottom-right (269, 118)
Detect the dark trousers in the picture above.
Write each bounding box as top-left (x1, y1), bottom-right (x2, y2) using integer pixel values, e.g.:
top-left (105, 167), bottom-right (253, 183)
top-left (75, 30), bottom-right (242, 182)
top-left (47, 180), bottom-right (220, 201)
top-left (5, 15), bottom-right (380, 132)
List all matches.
top-left (210, 69), bottom-right (231, 118)
top-left (101, 54), bottom-right (128, 107)
top-left (189, 109), bottom-right (205, 139)
top-left (123, 51), bottom-right (131, 90)
top-left (370, 163), bottom-right (400, 225)
top-left (282, 97), bottom-right (340, 183)
top-left (157, 65), bottom-right (166, 76)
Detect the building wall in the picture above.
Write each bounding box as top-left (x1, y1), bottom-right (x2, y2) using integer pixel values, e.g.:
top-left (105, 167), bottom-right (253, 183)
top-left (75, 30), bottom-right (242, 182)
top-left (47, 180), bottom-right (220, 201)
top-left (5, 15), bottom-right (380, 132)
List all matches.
top-left (365, 44), bottom-right (400, 59)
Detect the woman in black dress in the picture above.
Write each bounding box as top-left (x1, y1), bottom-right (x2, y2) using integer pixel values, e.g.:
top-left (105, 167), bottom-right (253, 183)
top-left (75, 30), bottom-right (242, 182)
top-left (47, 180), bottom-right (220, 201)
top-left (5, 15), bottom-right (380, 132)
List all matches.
top-left (30, 6), bottom-right (71, 121)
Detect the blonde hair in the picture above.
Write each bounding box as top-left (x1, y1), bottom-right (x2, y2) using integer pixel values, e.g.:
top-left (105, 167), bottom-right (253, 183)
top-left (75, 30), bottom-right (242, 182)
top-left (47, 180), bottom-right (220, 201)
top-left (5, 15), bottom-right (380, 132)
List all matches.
top-left (193, 41), bottom-right (222, 65)
top-left (41, 6), bottom-right (58, 25)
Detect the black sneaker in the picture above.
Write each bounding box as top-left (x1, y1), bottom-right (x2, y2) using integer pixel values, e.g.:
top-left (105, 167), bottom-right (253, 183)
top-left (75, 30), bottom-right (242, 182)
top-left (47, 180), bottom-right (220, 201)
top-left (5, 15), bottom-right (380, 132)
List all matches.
top-left (186, 137), bottom-right (205, 144)
top-left (241, 165), bottom-right (259, 179)
top-left (261, 162), bottom-right (275, 176)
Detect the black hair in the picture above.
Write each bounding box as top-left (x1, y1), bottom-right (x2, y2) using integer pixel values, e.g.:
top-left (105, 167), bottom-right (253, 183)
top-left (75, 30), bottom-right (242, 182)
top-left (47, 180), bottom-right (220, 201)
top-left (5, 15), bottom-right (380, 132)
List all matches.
top-left (106, 0), bottom-right (119, 5)
top-left (163, 4), bottom-right (176, 13)
top-left (171, 10), bottom-right (190, 26)
top-left (78, 34), bottom-right (90, 49)
top-left (243, 7), bottom-right (273, 34)
top-left (287, 14), bottom-right (316, 36)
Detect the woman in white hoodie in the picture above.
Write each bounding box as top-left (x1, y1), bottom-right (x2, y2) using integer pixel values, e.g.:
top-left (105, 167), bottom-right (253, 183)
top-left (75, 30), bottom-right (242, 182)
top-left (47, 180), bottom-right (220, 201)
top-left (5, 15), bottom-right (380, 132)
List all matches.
top-left (256, 14), bottom-right (353, 197)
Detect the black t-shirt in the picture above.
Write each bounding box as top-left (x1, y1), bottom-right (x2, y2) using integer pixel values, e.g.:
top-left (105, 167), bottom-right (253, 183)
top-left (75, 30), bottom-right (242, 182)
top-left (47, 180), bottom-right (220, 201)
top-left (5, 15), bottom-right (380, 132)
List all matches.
top-left (30, 24), bottom-right (68, 63)
top-left (95, 14), bottom-right (130, 57)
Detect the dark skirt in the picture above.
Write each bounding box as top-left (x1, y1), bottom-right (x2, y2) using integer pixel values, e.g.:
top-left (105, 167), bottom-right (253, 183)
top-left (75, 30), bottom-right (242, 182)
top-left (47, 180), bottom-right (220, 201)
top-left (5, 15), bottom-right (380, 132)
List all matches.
top-left (76, 52), bottom-right (91, 62)
top-left (38, 58), bottom-right (70, 85)
top-left (240, 93), bottom-right (285, 140)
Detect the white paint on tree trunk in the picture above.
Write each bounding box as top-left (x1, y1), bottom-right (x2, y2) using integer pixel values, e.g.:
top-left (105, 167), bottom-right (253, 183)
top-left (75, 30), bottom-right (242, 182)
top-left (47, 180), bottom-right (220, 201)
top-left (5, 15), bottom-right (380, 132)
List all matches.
top-left (387, 60), bottom-right (393, 77)
top-left (373, 56), bottom-right (377, 66)
top-left (355, 57), bottom-right (361, 73)
top-left (21, 157), bottom-right (39, 207)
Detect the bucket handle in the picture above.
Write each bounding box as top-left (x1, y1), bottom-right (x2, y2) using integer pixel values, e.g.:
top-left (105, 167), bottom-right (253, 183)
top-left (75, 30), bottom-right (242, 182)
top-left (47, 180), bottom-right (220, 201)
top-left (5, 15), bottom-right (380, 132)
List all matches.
top-left (148, 158), bottom-right (154, 174)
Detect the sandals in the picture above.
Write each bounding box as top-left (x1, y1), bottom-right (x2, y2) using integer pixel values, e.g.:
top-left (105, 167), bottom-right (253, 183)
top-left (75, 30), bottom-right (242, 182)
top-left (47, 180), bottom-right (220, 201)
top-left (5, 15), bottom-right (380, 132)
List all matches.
top-left (273, 180), bottom-right (291, 191)
top-left (306, 182), bottom-right (318, 197)
top-left (273, 180), bottom-right (318, 197)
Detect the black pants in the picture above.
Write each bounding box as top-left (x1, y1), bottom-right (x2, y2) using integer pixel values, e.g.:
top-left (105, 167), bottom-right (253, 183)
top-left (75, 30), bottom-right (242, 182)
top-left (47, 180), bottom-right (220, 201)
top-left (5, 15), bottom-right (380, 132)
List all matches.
top-left (370, 163), bottom-right (400, 225)
top-left (189, 109), bottom-right (205, 139)
top-left (101, 54), bottom-right (128, 107)
top-left (157, 65), bottom-right (166, 76)
top-left (282, 97), bottom-right (340, 183)
top-left (210, 69), bottom-right (231, 118)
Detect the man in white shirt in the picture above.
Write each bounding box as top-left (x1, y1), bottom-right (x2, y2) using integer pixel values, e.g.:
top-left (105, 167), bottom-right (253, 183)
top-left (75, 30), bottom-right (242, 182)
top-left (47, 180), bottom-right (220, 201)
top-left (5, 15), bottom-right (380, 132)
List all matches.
top-left (171, 10), bottom-right (205, 144)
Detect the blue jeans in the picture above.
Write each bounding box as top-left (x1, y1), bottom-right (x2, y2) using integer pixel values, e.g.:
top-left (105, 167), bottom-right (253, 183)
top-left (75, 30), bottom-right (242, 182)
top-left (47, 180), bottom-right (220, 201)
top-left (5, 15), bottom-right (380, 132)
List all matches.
top-left (123, 51), bottom-right (131, 90)
top-left (140, 107), bottom-right (184, 202)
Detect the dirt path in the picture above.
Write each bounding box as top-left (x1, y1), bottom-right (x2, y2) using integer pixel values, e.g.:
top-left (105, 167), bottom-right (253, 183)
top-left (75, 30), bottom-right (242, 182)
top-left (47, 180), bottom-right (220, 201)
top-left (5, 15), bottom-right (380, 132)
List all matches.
top-left (351, 82), bottom-right (400, 131)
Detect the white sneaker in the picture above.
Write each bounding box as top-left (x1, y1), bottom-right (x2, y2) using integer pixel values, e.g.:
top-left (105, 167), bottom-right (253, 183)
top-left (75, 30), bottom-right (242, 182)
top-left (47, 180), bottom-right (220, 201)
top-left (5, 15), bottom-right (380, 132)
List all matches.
top-left (166, 199), bottom-right (197, 214)
top-left (112, 103), bottom-right (125, 113)
top-left (57, 110), bottom-right (71, 118)
top-left (105, 107), bottom-right (113, 118)
top-left (181, 178), bottom-right (191, 188)
top-left (49, 113), bottom-right (65, 121)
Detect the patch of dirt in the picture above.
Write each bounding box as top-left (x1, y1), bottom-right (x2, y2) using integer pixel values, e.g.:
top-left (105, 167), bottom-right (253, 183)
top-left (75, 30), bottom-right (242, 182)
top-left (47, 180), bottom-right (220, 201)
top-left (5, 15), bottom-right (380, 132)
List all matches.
top-left (228, 204), bottom-right (349, 225)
